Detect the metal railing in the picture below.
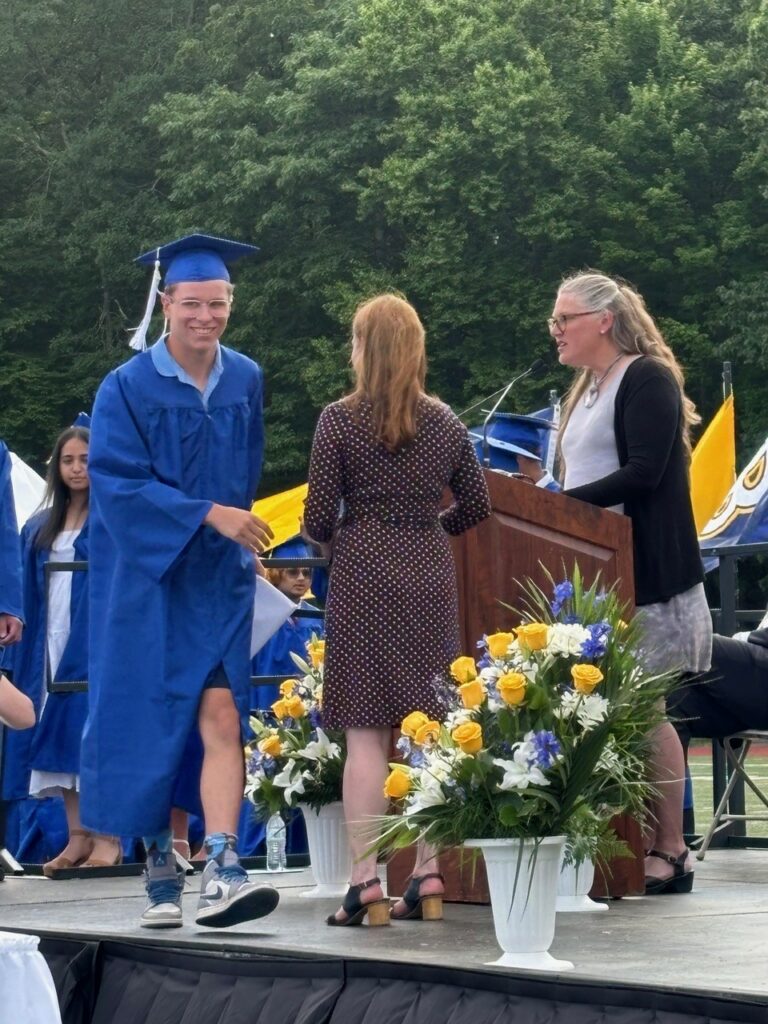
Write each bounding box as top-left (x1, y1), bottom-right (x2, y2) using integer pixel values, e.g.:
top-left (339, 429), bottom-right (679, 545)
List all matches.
top-left (698, 540), bottom-right (768, 849)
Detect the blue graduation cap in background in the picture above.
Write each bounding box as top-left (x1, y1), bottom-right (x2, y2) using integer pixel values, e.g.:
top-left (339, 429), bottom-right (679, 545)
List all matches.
top-left (469, 412), bottom-right (555, 473)
top-left (129, 233), bottom-right (260, 353)
top-left (268, 535), bottom-right (315, 560)
top-left (72, 411), bottom-right (91, 428)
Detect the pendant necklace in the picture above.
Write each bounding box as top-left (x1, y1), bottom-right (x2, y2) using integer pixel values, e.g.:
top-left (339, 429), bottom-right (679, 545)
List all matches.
top-left (584, 353), bottom-right (624, 409)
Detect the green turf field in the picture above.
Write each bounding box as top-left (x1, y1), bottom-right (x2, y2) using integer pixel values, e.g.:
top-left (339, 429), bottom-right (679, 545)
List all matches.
top-left (689, 747), bottom-right (768, 839)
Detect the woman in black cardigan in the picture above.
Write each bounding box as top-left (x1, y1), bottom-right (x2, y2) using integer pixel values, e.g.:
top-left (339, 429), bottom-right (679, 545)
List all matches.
top-left (548, 270), bottom-right (712, 895)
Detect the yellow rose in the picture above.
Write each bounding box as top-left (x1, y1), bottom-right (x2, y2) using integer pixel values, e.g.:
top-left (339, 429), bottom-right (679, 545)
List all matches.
top-left (450, 656), bottom-right (477, 684)
top-left (383, 766), bottom-right (411, 799)
top-left (308, 639), bottom-right (326, 667)
top-left (258, 734), bottom-right (282, 758)
top-left (459, 678), bottom-right (485, 709)
top-left (279, 680), bottom-right (296, 697)
top-left (271, 698), bottom-right (290, 720)
top-left (284, 694), bottom-right (307, 718)
top-left (451, 721), bottom-right (483, 755)
top-left (401, 711), bottom-right (430, 738)
top-left (497, 671), bottom-right (527, 706)
top-left (486, 632), bottom-right (515, 659)
top-left (414, 720), bottom-right (441, 746)
top-left (516, 623), bottom-right (549, 652)
top-left (571, 663), bottom-right (604, 694)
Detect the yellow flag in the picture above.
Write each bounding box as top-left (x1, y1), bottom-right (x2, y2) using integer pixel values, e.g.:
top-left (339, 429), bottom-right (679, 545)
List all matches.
top-left (251, 483), bottom-right (308, 550)
top-left (690, 394), bottom-right (736, 533)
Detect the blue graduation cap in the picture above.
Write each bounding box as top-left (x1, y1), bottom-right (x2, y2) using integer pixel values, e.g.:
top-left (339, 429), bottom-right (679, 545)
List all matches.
top-left (469, 413), bottom-right (555, 473)
top-left (72, 411), bottom-right (91, 428)
top-left (129, 233), bottom-right (260, 353)
top-left (268, 536), bottom-right (314, 560)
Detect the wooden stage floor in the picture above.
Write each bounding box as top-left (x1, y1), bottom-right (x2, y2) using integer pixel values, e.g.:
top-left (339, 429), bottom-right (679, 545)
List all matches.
top-left (0, 847), bottom-right (766, 999)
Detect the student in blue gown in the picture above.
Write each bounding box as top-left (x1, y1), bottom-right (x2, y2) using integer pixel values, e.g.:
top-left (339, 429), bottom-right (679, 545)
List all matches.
top-left (1, 427), bottom-right (120, 874)
top-left (80, 234), bottom-right (280, 930)
top-left (251, 536), bottom-right (325, 710)
top-left (241, 536), bottom-right (324, 856)
top-left (0, 440), bottom-right (24, 647)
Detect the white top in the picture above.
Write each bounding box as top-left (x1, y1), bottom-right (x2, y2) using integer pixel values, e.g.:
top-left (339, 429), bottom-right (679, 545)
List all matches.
top-left (561, 357), bottom-right (639, 514)
top-left (46, 529), bottom-right (79, 688)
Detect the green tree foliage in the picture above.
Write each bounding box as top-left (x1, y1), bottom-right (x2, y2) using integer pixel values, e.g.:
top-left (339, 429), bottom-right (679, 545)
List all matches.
top-left (1, 0), bottom-right (766, 484)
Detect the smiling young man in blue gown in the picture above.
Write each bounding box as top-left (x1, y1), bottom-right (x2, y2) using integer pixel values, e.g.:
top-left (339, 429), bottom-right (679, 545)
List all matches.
top-left (80, 235), bottom-right (280, 928)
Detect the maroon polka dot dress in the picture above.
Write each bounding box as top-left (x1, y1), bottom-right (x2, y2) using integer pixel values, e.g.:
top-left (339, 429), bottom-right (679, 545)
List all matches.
top-left (304, 397), bottom-right (492, 729)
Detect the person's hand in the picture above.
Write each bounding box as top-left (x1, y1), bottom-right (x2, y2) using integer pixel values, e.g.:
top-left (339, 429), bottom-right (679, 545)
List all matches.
top-left (204, 505), bottom-right (274, 552)
top-left (0, 615), bottom-right (23, 645)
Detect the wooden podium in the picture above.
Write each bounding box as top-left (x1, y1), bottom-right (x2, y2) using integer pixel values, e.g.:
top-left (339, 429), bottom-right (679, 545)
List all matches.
top-left (387, 470), bottom-right (645, 901)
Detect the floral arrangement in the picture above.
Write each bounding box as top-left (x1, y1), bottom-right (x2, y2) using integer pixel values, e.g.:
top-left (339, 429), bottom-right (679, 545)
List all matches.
top-left (378, 569), bottom-right (671, 858)
top-left (245, 636), bottom-right (345, 816)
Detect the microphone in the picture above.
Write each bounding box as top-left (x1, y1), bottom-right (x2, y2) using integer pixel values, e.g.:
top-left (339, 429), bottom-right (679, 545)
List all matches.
top-left (481, 359), bottom-right (546, 468)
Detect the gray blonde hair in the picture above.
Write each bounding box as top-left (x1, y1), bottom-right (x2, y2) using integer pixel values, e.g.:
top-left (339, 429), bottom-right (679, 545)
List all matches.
top-left (558, 271), bottom-right (700, 459)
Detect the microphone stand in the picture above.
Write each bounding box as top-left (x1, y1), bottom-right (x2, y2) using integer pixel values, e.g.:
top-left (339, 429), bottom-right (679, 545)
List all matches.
top-left (481, 364), bottom-right (539, 468)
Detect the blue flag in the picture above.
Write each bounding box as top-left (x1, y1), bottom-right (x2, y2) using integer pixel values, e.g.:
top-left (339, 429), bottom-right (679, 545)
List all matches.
top-left (699, 438), bottom-right (768, 565)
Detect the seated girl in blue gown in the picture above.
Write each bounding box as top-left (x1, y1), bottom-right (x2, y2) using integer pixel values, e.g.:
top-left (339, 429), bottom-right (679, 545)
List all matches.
top-left (239, 537), bottom-right (325, 856)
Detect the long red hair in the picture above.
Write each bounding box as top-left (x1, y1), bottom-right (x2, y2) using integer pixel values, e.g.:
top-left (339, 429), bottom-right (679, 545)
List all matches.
top-left (344, 294), bottom-right (432, 451)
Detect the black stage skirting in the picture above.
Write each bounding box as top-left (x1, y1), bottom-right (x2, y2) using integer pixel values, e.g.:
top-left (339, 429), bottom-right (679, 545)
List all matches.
top-left (37, 934), bottom-right (768, 1024)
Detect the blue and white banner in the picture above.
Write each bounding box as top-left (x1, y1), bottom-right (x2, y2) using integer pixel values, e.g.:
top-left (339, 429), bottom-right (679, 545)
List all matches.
top-left (699, 438), bottom-right (768, 554)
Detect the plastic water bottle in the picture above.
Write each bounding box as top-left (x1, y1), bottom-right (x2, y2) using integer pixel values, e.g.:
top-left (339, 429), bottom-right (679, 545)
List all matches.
top-left (265, 812), bottom-right (287, 871)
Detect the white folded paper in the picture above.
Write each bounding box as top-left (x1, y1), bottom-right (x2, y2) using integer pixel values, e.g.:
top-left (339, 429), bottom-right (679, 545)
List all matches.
top-left (250, 575), bottom-right (297, 657)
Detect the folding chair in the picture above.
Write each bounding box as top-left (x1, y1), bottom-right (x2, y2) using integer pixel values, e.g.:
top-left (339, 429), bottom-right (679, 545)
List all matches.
top-left (696, 730), bottom-right (768, 859)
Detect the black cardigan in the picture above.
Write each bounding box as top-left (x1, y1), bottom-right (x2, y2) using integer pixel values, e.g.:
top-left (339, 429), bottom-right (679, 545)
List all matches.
top-left (563, 356), bottom-right (704, 606)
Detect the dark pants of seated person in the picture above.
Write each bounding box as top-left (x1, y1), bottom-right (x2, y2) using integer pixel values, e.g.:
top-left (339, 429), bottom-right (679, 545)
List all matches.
top-left (668, 632), bottom-right (768, 750)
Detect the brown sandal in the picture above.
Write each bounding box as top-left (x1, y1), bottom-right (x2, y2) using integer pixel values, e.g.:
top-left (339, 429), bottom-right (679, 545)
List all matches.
top-left (390, 873), bottom-right (444, 920)
top-left (43, 829), bottom-right (94, 878)
top-left (81, 837), bottom-right (123, 869)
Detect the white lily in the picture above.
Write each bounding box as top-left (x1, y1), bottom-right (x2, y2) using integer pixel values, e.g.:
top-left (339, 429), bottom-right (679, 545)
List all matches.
top-left (273, 758), bottom-right (307, 803)
top-left (296, 727), bottom-right (341, 762)
top-left (493, 742), bottom-right (550, 791)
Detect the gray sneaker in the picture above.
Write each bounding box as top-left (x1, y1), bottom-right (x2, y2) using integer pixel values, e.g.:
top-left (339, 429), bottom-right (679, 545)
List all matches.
top-left (195, 833), bottom-right (279, 928)
top-left (140, 850), bottom-right (185, 929)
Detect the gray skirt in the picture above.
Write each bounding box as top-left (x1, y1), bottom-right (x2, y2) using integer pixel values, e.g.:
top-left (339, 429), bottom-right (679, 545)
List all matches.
top-left (635, 582), bottom-right (712, 676)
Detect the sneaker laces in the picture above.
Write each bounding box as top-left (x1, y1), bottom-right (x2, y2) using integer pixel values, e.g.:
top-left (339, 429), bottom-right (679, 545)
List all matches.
top-left (146, 878), bottom-right (182, 904)
top-left (217, 864), bottom-right (248, 884)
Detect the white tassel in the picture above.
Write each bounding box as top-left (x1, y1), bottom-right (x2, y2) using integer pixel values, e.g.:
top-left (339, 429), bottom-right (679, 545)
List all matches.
top-left (128, 250), bottom-right (161, 352)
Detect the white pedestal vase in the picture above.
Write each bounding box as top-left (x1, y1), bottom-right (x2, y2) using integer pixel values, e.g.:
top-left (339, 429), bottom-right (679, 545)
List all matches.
top-left (465, 836), bottom-right (574, 972)
top-left (297, 801), bottom-right (352, 899)
top-left (557, 856), bottom-right (608, 913)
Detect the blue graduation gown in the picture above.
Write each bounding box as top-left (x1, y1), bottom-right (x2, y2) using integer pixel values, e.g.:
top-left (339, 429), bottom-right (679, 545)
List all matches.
top-left (1, 513), bottom-right (90, 800)
top-left (251, 600), bottom-right (325, 709)
top-left (0, 441), bottom-right (23, 622)
top-left (80, 345), bottom-right (264, 836)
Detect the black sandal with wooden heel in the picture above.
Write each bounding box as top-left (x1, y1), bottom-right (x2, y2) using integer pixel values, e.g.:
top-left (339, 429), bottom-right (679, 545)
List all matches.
top-left (644, 849), bottom-right (694, 895)
top-left (326, 877), bottom-right (391, 927)
top-left (390, 872), bottom-right (445, 920)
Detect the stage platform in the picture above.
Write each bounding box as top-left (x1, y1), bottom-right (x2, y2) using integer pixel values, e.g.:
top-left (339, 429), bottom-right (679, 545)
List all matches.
top-left (1, 849), bottom-right (767, 1023)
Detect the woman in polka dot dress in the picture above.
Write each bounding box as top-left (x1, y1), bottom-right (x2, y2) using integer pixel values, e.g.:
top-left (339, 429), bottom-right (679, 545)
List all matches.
top-left (304, 294), bottom-right (491, 926)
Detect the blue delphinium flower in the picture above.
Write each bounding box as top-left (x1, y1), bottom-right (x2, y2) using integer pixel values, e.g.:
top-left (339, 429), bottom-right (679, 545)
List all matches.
top-left (396, 735), bottom-right (412, 757)
top-left (551, 580), bottom-right (575, 615)
top-left (580, 620), bottom-right (613, 659)
top-left (309, 706), bottom-right (323, 728)
top-left (530, 730), bottom-right (561, 769)
top-left (563, 613), bottom-right (582, 625)
top-left (246, 751), bottom-right (263, 776)
top-left (409, 748), bottom-right (426, 768)
top-left (477, 654), bottom-right (492, 670)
